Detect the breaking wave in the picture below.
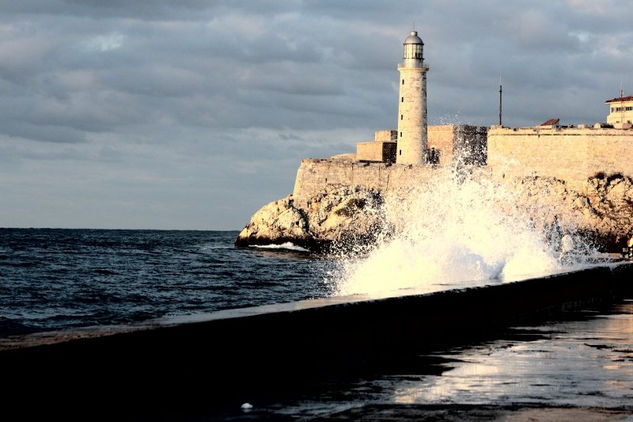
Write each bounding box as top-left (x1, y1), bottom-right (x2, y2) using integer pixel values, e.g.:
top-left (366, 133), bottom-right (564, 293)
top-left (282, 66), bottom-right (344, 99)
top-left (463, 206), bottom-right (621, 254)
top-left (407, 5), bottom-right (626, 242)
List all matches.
top-left (332, 167), bottom-right (600, 296)
top-left (250, 242), bottom-right (311, 253)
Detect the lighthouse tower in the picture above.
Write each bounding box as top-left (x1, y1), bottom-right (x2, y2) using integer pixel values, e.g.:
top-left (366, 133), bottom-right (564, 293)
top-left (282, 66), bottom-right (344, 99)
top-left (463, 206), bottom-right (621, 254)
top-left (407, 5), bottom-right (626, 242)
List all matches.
top-left (396, 30), bottom-right (429, 164)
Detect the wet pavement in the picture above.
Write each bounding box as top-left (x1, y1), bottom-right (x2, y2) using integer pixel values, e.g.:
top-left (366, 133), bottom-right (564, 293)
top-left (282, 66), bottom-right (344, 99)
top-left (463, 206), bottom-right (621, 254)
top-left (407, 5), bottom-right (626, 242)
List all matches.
top-left (217, 299), bottom-right (633, 421)
top-left (391, 302), bottom-right (633, 408)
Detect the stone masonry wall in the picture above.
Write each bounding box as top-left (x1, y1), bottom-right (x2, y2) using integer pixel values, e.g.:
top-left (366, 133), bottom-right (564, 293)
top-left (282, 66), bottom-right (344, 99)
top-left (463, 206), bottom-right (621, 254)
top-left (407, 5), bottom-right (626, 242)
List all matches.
top-left (292, 126), bottom-right (633, 219)
top-left (356, 141), bottom-right (397, 163)
top-left (356, 141), bottom-right (384, 162)
top-left (292, 159), bottom-right (435, 207)
top-left (427, 125), bottom-right (454, 165)
top-left (488, 126), bottom-right (633, 191)
top-left (374, 130), bottom-right (397, 142)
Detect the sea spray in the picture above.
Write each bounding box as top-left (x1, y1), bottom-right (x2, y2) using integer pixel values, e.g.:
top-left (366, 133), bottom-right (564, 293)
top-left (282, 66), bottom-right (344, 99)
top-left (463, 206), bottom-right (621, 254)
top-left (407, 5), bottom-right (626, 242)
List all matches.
top-left (332, 167), bottom-right (598, 296)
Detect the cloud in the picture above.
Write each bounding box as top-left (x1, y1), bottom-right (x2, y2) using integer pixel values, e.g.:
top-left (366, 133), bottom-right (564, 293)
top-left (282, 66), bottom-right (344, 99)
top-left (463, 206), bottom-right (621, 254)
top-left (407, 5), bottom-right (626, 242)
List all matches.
top-left (2, 123), bottom-right (87, 144)
top-left (81, 33), bottom-right (125, 52)
top-left (0, 0), bottom-right (632, 228)
top-left (0, 34), bottom-right (54, 80)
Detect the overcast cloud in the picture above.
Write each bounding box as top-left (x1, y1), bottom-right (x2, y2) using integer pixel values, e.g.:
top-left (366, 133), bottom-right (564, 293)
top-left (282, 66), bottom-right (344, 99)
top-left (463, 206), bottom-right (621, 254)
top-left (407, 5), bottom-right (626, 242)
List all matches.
top-left (1, 0), bottom-right (632, 229)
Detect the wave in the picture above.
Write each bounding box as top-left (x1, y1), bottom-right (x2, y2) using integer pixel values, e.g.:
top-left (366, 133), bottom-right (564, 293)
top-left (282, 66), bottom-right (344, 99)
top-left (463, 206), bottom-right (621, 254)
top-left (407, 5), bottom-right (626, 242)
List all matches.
top-left (250, 242), bottom-right (310, 252)
top-left (331, 167), bottom-right (601, 297)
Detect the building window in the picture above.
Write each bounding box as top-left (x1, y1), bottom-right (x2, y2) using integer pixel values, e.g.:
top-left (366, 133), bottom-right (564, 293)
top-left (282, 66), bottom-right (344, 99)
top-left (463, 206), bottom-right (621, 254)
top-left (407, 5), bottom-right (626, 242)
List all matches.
top-left (402, 79), bottom-right (405, 85)
top-left (399, 149), bottom-right (402, 156)
top-left (401, 97), bottom-right (404, 102)
top-left (400, 132), bottom-right (402, 137)
top-left (400, 114), bottom-right (403, 120)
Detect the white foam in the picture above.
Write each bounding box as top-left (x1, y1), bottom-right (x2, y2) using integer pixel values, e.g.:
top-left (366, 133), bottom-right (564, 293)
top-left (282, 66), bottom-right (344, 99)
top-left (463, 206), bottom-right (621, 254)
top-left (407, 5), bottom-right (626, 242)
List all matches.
top-left (332, 168), bottom-right (599, 297)
top-left (250, 242), bottom-right (310, 252)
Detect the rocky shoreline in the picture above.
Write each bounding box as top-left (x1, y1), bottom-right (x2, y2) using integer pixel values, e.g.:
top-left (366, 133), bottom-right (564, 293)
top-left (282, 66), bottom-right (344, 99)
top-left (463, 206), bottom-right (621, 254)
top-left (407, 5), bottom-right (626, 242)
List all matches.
top-left (234, 186), bottom-right (387, 253)
top-left (236, 171), bottom-right (633, 254)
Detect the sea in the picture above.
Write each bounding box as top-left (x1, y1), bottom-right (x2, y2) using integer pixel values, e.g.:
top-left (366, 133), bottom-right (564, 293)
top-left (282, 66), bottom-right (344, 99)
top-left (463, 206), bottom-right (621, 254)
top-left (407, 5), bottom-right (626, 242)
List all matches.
top-left (0, 228), bottom-right (335, 337)
top-left (2, 227), bottom-right (632, 419)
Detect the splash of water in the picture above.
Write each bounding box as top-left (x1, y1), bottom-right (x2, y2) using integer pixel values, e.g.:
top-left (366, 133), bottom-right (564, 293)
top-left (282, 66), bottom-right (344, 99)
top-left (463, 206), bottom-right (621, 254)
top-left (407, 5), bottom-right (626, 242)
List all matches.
top-left (333, 167), bottom-right (599, 297)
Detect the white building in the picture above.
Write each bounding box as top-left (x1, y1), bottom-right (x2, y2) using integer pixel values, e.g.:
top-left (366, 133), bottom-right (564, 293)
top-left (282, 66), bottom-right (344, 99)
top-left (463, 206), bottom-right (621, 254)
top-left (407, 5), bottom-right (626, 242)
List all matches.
top-left (606, 95), bottom-right (633, 126)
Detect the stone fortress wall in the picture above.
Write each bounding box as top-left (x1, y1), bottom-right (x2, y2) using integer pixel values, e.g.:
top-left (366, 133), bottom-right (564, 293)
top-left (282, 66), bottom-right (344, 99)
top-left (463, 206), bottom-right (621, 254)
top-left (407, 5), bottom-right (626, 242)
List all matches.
top-left (487, 125), bottom-right (633, 192)
top-left (293, 123), bottom-right (488, 207)
top-left (292, 158), bottom-right (436, 208)
top-left (294, 124), bottom-right (487, 207)
top-left (294, 121), bottom-right (633, 206)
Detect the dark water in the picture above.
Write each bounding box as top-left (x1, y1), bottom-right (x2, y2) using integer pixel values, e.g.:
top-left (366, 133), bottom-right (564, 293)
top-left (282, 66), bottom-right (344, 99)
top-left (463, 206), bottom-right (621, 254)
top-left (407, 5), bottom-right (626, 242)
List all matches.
top-left (0, 228), bottom-right (335, 337)
top-left (2, 228), bottom-right (633, 419)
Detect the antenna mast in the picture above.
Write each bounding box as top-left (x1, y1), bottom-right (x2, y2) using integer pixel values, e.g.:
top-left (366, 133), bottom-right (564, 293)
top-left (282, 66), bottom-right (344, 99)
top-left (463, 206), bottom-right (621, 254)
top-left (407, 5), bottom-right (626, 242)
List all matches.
top-left (620, 81), bottom-right (624, 98)
top-left (498, 76), bottom-right (503, 126)
top-left (620, 83), bottom-right (625, 123)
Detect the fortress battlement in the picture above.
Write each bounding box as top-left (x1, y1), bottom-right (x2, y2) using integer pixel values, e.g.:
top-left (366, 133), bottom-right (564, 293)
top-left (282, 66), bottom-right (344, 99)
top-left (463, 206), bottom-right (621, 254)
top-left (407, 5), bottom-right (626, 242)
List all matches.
top-left (490, 125), bottom-right (633, 135)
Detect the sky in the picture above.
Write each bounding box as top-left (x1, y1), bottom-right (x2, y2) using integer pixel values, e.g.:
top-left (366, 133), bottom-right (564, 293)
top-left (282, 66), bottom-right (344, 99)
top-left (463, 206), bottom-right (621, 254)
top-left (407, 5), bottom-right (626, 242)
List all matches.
top-left (1, 0), bottom-right (632, 230)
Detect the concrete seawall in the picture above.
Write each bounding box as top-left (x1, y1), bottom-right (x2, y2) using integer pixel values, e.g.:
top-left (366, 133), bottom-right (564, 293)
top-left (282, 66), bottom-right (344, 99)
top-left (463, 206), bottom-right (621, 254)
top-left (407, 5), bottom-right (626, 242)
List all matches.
top-left (2, 263), bottom-right (632, 417)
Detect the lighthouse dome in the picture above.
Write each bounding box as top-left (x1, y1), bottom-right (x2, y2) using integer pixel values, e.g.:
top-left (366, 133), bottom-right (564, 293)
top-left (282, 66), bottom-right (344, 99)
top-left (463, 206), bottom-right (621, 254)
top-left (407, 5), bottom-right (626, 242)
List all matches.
top-left (404, 31), bottom-right (423, 45)
top-left (402, 30), bottom-right (424, 62)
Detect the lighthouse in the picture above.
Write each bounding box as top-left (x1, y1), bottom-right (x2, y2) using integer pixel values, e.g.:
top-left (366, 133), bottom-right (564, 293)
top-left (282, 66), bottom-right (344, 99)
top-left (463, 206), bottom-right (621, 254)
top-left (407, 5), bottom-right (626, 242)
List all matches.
top-left (396, 30), bottom-right (429, 165)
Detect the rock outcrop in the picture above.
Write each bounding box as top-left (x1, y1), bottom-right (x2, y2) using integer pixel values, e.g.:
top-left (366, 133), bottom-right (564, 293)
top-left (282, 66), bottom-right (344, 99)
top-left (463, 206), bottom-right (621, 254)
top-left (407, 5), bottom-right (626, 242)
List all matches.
top-left (236, 171), bottom-right (633, 253)
top-left (235, 186), bottom-right (387, 252)
top-left (234, 196), bottom-right (311, 248)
